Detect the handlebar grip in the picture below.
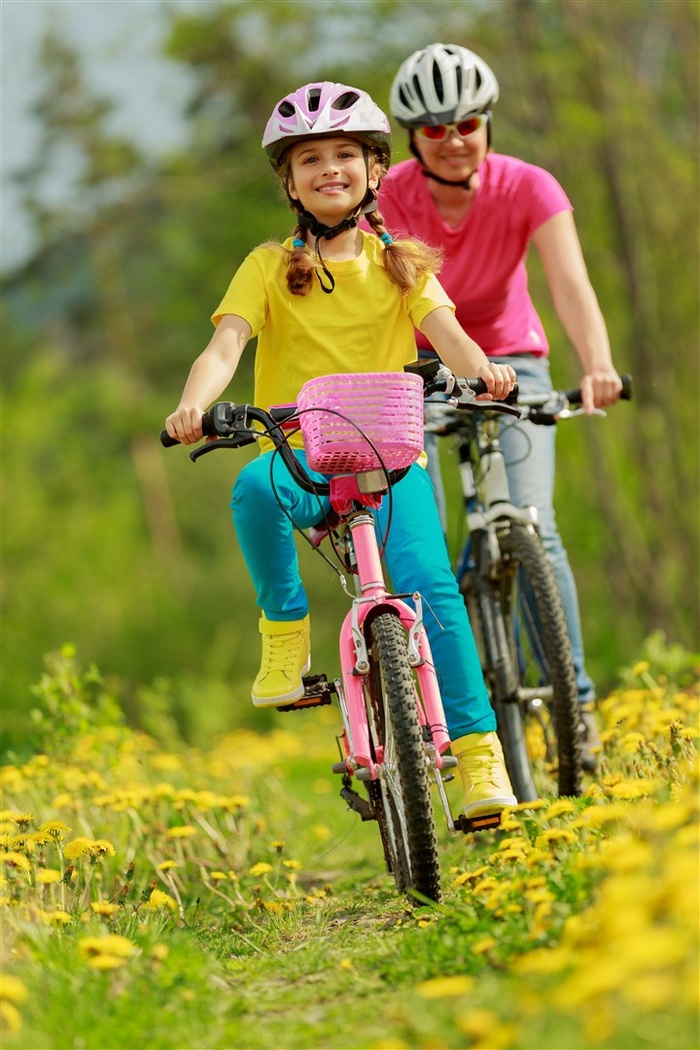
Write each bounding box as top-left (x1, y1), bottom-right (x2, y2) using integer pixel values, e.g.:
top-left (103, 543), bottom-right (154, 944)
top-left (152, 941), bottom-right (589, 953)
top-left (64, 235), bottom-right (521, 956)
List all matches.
top-left (564, 373), bottom-right (634, 406)
top-left (160, 429), bottom-right (180, 447)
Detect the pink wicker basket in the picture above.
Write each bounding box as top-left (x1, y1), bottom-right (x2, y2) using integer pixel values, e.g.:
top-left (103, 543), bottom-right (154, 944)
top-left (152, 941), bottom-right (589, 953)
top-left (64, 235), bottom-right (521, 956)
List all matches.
top-left (297, 372), bottom-right (424, 474)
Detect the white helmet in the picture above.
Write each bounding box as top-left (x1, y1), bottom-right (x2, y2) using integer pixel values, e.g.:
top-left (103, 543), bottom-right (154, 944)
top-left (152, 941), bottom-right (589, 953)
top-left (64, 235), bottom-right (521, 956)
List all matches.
top-left (390, 43), bottom-right (499, 128)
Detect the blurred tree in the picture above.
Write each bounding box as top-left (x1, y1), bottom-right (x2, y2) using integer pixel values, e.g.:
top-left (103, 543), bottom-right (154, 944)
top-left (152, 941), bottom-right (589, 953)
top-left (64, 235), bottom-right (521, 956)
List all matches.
top-left (2, 0), bottom-right (697, 754)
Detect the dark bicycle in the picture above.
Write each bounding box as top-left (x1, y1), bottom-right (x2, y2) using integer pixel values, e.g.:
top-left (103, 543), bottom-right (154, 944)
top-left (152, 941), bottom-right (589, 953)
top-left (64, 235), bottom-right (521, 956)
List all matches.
top-left (409, 358), bottom-right (633, 802)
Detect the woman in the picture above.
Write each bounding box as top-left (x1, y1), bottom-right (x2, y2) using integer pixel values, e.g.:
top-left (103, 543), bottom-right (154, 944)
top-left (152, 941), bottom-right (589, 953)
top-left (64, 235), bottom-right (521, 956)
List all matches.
top-left (379, 43), bottom-right (624, 769)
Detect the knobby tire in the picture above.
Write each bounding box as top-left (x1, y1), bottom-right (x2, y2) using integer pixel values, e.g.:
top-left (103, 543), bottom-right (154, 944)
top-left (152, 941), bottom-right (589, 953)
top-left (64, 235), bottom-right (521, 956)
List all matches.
top-left (365, 612), bottom-right (441, 904)
top-left (462, 523), bottom-right (582, 800)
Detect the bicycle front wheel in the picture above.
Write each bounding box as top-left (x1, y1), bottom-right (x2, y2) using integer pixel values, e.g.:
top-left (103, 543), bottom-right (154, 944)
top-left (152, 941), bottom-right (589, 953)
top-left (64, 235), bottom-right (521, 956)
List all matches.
top-left (364, 612), bottom-right (441, 904)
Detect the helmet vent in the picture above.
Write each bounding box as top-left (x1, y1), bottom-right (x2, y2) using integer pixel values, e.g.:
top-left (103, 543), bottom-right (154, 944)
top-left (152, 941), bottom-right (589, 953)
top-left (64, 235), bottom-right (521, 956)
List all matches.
top-left (410, 75), bottom-right (426, 110)
top-left (308, 88), bottom-right (322, 112)
top-left (333, 90), bottom-right (361, 111)
top-left (278, 101), bottom-right (296, 118)
top-left (432, 64), bottom-right (444, 104)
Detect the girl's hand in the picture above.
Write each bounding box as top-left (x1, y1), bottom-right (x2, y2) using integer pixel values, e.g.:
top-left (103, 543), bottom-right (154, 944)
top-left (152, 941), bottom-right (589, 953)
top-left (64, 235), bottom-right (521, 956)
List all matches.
top-left (165, 406), bottom-right (204, 446)
top-left (475, 362), bottom-right (517, 401)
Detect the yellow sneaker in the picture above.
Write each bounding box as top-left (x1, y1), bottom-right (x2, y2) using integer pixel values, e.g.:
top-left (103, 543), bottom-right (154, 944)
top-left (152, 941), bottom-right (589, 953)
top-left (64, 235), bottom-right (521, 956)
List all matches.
top-left (452, 731), bottom-right (517, 818)
top-left (251, 614), bottom-right (311, 708)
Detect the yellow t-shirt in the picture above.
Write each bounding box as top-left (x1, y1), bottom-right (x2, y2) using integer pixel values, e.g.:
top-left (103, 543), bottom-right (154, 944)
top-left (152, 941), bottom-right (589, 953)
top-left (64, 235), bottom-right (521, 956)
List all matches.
top-left (212, 231), bottom-right (454, 450)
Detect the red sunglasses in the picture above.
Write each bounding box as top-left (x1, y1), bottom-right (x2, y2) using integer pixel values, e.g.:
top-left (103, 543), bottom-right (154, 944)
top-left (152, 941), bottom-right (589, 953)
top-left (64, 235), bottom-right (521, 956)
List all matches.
top-left (416, 114), bottom-right (489, 141)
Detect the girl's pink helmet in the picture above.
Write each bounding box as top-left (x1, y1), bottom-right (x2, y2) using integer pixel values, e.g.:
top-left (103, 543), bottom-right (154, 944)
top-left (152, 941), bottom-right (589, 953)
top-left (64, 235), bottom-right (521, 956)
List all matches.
top-left (263, 82), bottom-right (392, 171)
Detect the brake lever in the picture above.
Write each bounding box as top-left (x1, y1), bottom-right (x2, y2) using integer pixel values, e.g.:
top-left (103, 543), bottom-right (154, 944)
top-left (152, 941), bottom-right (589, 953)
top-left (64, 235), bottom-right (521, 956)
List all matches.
top-left (189, 433), bottom-right (257, 461)
top-left (453, 394), bottom-right (522, 419)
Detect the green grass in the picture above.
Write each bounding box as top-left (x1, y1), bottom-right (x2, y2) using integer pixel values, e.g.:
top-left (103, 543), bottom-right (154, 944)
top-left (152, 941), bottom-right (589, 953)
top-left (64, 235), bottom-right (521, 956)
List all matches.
top-left (1, 644), bottom-right (698, 1049)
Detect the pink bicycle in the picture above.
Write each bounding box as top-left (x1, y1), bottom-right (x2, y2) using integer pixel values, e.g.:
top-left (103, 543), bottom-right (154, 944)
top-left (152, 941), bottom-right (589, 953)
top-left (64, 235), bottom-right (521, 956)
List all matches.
top-left (162, 371), bottom-right (502, 904)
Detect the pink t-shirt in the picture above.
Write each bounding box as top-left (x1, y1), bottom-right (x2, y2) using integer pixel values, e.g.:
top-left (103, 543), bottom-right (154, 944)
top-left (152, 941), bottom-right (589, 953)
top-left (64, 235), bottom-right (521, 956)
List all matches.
top-left (376, 153), bottom-right (572, 357)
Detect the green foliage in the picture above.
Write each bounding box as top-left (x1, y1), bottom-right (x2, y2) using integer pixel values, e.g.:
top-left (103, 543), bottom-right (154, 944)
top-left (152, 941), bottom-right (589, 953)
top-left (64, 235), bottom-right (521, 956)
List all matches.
top-left (27, 645), bottom-right (124, 757)
top-left (3, 0), bottom-right (698, 748)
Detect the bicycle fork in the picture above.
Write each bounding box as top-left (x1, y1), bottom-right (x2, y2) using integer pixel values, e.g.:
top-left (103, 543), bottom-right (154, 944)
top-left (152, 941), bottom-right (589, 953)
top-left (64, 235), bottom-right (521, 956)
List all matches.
top-left (329, 512), bottom-right (489, 835)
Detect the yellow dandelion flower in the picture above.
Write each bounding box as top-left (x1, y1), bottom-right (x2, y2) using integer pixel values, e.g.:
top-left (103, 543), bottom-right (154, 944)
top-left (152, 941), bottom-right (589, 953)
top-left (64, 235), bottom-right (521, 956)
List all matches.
top-left (35, 869), bottom-right (62, 885)
top-left (452, 864), bottom-right (490, 888)
top-left (149, 753), bottom-right (183, 771)
top-left (455, 1008), bottom-right (500, 1040)
top-left (0, 975), bottom-right (28, 1003)
top-left (50, 793), bottom-right (73, 808)
top-left (156, 860), bottom-right (179, 871)
top-left (144, 889), bottom-right (177, 912)
top-left (260, 900), bottom-right (284, 914)
top-left (513, 945), bottom-right (572, 976)
top-left (227, 870), bottom-right (239, 881)
top-left (209, 871), bottom-right (228, 881)
top-left (90, 901), bottom-right (119, 917)
top-left (416, 974), bottom-right (473, 999)
top-left (248, 862), bottom-right (273, 877)
top-left (497, 836), bottom-right (526, 851)
top-left (471, 877), bottom-right (500, 894)
top-left (9, 814), bottom-right (33, 830)
top-left (2, 852), bottom-right (31, 872)
top-left (28, 830), bottom-right (53, 847)
top-left (571, 802), bottom-right (630, 828)
top-left (89, 840), bottom-right (116, 858)
top-left (542, 799), bottom-right (577, 821)
top-left (494, 848), bottom-right (528, 863)
top-left (151, 944), bottom-right (169, 962)
top-left (47, 910), bottom-right (72, 925)
top-left (631, 660), bottom-right (650, 677)
top-left (282, 859), bottom-right (301, 870)
top-left (0, 1001), bottom-right (22, 1033)
top-left (535, 828), bottom-right (577, 849)
top-left (222, 795), bottom-right (250, 810)
top-left (472, 936), bottom-right (496, 955)
top-left (271, 840), bottom-right (286, 853)
top-left (166, 825), bottom-right (197, 839)
top-left (338, 958), bottom-right (354, 971)
top-left (87, 955), bottom-right (127, 971)
top-left (512, 798), bottom-right (547, 812)
top-left (79, 934), bottom-right (135, 958)
top-left (37, 821), bottom-right (72, 840)
top-left (609, 778), bottom-right (663, 800)
top-left (63, 837), bottom-right (94, 859)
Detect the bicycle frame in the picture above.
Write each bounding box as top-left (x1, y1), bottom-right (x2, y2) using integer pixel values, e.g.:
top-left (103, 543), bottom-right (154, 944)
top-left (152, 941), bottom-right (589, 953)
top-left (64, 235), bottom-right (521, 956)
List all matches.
top-left (454, 412), bottom-right (538, 584)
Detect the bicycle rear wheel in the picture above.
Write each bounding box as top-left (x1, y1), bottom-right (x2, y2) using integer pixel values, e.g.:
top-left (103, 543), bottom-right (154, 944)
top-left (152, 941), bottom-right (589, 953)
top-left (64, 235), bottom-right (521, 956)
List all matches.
top-left (364, 612), bottom-right (441, 904)
top-left (462, 523), bottom-right (582, 800)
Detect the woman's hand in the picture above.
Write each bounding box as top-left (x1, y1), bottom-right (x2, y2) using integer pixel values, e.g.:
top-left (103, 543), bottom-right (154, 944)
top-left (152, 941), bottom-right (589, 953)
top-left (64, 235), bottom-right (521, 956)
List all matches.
top-left (475, 361), bottom-right (517, 401)
top-left (165, 406), bottom-right (204, 445)
top-left (579, 369), bottom-right (623, 413)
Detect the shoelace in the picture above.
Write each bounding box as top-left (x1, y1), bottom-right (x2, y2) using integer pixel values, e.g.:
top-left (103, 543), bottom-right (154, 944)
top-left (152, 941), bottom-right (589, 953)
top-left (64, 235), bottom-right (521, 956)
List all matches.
top-left (262, 633), bottom-right (305, 674)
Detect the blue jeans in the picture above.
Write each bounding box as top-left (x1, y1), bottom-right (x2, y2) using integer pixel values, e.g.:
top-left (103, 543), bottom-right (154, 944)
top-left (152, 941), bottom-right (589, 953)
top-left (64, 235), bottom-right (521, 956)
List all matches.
top-left (424, 354), bottom-right (595, 704)
top-left (231, 450), bottom-right (496, 738)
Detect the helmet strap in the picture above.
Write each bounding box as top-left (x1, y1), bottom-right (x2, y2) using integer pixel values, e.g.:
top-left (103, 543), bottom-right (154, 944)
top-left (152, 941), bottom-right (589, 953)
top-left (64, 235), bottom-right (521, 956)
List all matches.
top-left (285, 148), bottom-right (379, 293)
top-left (420, 167), bottom-right (474, 190)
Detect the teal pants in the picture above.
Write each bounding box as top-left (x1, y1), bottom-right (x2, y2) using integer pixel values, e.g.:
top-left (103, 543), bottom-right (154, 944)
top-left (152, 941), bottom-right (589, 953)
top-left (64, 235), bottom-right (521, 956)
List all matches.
top-left (231, 450), bottom-right (495, 739)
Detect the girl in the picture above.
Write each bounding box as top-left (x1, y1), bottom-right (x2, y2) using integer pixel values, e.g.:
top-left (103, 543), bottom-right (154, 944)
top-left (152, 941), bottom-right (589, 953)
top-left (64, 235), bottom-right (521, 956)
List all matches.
top-left (165, 82), bottom-right (517, 818)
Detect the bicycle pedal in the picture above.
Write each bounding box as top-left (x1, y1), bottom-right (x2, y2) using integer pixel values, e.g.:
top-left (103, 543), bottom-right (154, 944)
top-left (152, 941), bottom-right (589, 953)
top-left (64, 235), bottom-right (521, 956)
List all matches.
top-left (275, 674), bottom-right (336, 713)
top-left (454, 812), bottom-right (502, 834)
